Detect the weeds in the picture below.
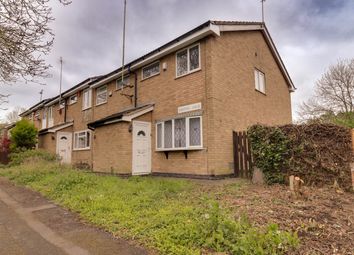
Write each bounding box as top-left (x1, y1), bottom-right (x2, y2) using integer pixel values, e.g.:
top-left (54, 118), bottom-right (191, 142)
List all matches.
top-left (0, 160), bottom-right (299, 254)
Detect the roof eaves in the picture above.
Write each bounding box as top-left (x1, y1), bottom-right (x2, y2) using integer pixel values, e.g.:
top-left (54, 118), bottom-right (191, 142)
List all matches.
top-left (87, 104), bottom-right (154, 130)
top-left (90, 21), bottom-right (215, 88)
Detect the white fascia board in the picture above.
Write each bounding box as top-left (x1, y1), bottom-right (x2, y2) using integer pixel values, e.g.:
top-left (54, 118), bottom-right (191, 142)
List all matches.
top-left (47, 122), bottom-right (73, 133)
top-left (44, 98), bottom-right (59, 107)
top-left (218, 24), bottom-right (263, 32)
top-left (44, 80), bottom-right (93, 107)
top-left (62, 81), bottom-right (91, 98)
top-left (90, 70), bottom-right (130, 89)
top-left (121, 106), bottom-right (154, 122)
top-left (219, 24), bottom-right (295, 91)
top-left (21, 102), bottom-right (46, 116)
top-left (261, 29), bottom-right (296, 91)
top-left (90, 24), bottom-right (220, 89)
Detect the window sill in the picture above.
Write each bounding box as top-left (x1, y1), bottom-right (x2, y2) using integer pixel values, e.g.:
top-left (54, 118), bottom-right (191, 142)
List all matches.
top-left (255, 89), bottom-right (266, 95)
top-left (155, 147), bottom-right (204, 152)
top-left (95, 101), bottom-right (107, 107)
top-left (73, 148), bottom-right (90, 151)
top-left (115, 85), bottom-right (132, 92)
top-left (82, 107), bottom-right (92, 111)
top-left (141, 72), bottom-right (160, 82)
top-left (175, 68), bottom-right (201, 80)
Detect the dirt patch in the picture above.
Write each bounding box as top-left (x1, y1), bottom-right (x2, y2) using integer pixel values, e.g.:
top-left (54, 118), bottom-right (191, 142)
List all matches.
top-left (212, 181), bottom-right (354, 255)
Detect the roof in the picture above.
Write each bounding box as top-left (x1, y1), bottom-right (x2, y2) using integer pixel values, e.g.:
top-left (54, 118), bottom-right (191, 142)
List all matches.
top-left (90, 20), bottom-right (295, 91)
top-left (22, 20), bottom-right (295, 114)
top-left (44, 76), bottom-right (102, 107)
top-left (20, 98), bottom-right (53, 117)
top-left (87, 104), bottom-right (154, 129)
top-left (21, 77), bottom-right (102, 116)
top-left (38, 121), bottom-right (73, 135)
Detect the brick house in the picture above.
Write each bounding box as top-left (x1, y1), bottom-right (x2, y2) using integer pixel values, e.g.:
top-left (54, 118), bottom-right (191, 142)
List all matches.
top-left (20, 21), bottom-right (295, 177)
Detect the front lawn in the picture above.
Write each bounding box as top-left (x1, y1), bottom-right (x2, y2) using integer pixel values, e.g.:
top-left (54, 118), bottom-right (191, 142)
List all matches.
top-left (0, 159), bottom-right (298, 255)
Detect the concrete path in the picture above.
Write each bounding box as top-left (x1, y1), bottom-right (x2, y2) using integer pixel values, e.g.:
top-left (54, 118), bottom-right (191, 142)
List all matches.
top-left (0, 178), bottom-right (148, 255)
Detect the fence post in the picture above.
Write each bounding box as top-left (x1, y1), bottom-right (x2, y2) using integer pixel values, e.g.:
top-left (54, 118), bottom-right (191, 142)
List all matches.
top-left (351, 129), bottom-right (354, 191)
top-left (233, 131), bottom-right (239, 177)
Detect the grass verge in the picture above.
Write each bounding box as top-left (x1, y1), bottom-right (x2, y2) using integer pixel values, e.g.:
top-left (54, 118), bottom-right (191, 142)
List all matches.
top-left (0, 159), bottom-right (299, 254)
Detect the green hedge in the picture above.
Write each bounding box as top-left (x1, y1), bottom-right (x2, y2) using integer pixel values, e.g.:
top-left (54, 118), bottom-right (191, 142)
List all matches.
top-left (248, 125), bottom-right (290, 184)
top-left (248, 124), bottom-right (352, 190)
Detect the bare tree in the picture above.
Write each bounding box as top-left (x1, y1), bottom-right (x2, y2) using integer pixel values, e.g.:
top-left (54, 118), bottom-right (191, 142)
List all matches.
top-left (0, 0), bottom-right (71, 107)
top-left (5, 106), bottom-right (26, 123)
top-left (298, 59), bottom-right (354, 121)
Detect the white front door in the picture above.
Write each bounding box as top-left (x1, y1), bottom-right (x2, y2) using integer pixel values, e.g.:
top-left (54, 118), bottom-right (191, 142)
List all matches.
top-left (132, 121), bottom-right (151, 175)
top-left (56, 132), bottom-right (72, 164)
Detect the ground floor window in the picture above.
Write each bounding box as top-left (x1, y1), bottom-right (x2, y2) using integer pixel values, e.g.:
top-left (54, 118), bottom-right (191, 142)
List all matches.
top-left (73, 130), bottom-right (91, 150)
top-left (156, 116), bottom-right (202, 150)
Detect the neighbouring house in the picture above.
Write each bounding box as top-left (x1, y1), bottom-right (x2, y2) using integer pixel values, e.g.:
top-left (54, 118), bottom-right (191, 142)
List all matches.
top-left (20, 20), bottom-right (295, 177)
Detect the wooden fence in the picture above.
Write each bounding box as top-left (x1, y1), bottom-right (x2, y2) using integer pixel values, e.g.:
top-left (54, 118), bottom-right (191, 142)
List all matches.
top-left (233, 131), bottom-right (253, 178)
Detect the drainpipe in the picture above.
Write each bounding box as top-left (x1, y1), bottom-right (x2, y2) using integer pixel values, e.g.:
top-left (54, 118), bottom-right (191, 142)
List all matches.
top-left (134, 71), bottom-right (138, 108)
top-left (63, 98), bottom-right (66, 123)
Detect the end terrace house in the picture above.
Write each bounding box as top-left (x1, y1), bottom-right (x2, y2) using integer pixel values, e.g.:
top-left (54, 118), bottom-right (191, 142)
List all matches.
top-left (20, 21), bottom-right (295, 177)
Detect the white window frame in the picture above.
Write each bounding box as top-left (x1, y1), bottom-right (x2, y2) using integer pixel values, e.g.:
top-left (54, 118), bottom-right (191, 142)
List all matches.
top-left (175, 43), bottom-right (201, 78)
top-left (42, 109), bottom-right (47, 129)
top-left (96, 85), bottom-right (108, 106)
top-left (68, 94), bottom-right (78, 105)
top-left (116, 75), bottom-right (130, 90)
top-left (73, 130), bottom-right (91, 151)
top-left (254, 69), bottom-right (266, 94)
top-left (82, 89), bottom-right (92, 110)
top-left (156, 116), bottom-right (203, 151)
top-left (47, 106), bottom-right (54, 128)
top-left (141, 61), bottom-right (160, 80)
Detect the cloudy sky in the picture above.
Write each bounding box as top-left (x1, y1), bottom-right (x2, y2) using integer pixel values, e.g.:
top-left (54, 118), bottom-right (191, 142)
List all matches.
top-left (1, 0), bottom-right (354, 121)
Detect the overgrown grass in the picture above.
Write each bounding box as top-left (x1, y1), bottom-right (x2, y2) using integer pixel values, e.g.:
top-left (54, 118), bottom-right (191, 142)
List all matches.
top-left (0, 160), bottom-right (299, 254)
top-left (9, 149), bottom-right (57, 166)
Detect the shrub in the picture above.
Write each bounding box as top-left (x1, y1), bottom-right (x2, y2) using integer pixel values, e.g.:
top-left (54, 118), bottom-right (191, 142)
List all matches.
top-left (10, 119), bottom-right (38, 151)
top-left (248, 125), bottom-right (290, 184)
top-left (248, 123), bottom-right (352, 190)
top-left (0, 136), bottom-right (11, 164)
top-left (9, 149), bottom-right (57, 166)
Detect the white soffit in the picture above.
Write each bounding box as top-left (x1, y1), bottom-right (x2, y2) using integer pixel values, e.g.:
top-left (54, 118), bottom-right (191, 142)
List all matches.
top-left (122, 106), bottom-right (154, 122)
top-left (48, 122), bottom-right (73, 133)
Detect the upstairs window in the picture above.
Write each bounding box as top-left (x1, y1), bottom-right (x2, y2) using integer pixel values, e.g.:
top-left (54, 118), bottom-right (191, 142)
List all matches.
top-left (96, 86), bottom-right (107, 105)
top-left (254, 69), bottom-right (266, 94)
top-left (176, 44), bottom-right (200, 77)
top-left (42, 109), bottom-right (47, 129)
top-left (82, 89), bottom-right (92, 110)
top-left (69, 94), bottom-right (77, 105)
top-left (47, 106), bottom-right (54, 127)
top-left (156, 116), bottom-right (202, 150)
top-left (116, 75), bottom-right (130, 90)
top-left (142, 61), bottom-right (160, 80)
top-left (74, 130), bottom-right (91, 150)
